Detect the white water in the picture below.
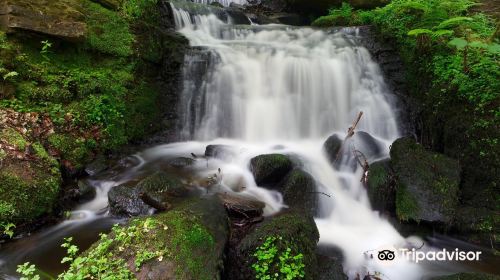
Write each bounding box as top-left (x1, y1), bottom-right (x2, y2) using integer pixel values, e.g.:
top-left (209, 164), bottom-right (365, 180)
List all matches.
top-left (170, 3), bottom-right (430, 279)
top-left (191, 0), bottom-right (247, 6)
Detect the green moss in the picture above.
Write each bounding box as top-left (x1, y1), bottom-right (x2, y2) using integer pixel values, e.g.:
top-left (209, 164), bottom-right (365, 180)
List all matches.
top-left (84, 1), bottom-right (134, 57)
top-left (62, 197), bottom-right (227, 279)
top-left (0, 148), bottom-right (6, 161)
top-left (48, 133), bottom-right (92, 168)
top-left (395, 183), bottom-right (420, 222)
top-left (0, 165), bottom-right (61, 225)
top-left (0, 128), bottom-right (28, 150)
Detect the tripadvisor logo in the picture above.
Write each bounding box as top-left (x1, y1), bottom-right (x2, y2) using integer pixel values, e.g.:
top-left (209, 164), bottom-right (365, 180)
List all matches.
top-left (373, 248), bottom-right (482, 264)
top-left (365, 245), bottom-right (482, 264)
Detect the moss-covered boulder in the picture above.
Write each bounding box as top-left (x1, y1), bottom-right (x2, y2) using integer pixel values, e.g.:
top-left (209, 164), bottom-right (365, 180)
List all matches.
top-left (61, 196), bottom-right (229, 280)
top-left (227, 211), bottom-right (319, 280)
top-left (430, 273), bottom-right (500, 280)
top-left (278, 168), bottom-right (317, 216)
top-left (0, 126), bottom-right (61, 227)
top-left (390, 137), bottom-right (460, 223)
top-left (367, 159), bottom-right (396, 213)
top-left (108, 171), bottom-right (192, 217)
top-left (250, 154), bottom-right (293, 186)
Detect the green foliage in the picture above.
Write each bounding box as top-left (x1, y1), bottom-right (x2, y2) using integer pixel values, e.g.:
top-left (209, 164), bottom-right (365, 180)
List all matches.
top-left (1, 222), bottom-right (15, 238)
top-left (121, 0), bottom-right (158, 19)
top-left (85, 2), bottom-right (134, 57)
top-left (252, 236), bottom-right (305, 280)
top-left (17, 263), bottom-right (40, 280)
top-left (312, 2), bottom-right (354, 27)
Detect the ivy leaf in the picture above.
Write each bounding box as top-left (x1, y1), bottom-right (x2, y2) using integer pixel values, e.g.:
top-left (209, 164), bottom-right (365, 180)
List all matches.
top-left (448, 37), bottom-right (468, 50)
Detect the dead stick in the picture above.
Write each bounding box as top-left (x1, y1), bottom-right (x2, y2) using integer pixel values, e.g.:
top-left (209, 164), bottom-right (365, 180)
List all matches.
top-left (335, 111), bottom-right (364, 162)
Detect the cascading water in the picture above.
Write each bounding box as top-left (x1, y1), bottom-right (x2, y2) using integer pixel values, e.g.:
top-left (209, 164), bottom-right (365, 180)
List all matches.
top-left (190, 0), bottom-right (247, 6)
top-left (0, 1), bottom-right (489, 279)
top-left (170, 3), bottom-right (425, 279)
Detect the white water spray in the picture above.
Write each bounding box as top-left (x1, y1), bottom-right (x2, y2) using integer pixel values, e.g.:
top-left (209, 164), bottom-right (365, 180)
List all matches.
top-left (169, 3), bottom-right (430, 279)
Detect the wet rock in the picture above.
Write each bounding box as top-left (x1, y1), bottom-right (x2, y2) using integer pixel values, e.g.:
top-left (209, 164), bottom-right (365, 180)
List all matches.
top-left (227, 211), bottom-right (319, 280)
top-left (226, 8), bottom-right (252, 25)
top-left (324, 131), bottom-right (385, 171)
top-left (367, 159), bottom-right (396, 214)
top-left (278, 168), bottom-right (317, 216)
top-left (390, 137), bottom-right (460, 223)
top-left (167, 157), bottom-right (195, 169)
top-left (84, 157), bottom-right (108, 176)
top-left (108, 184), bottom-right (152, 216)
top-left (268, 13), bottom-right (308, 26)
top-left (430, 273), bottom-right (500, 280)
top-left (323, 133), bottom-right (343, 165)
top-left (316, 253), bottom-right (348, 280)
top-left (77, 180), bottom-right (96, 202)
top-left (0, 0), bottom-right (86, 41)
top-left (63, 196), bottom-right (229, 280)
top-left (218, 192), bottom-right (265, 219)
top-left (205, 144), bottom-right (237, 160)
top-left (250, 153), bottom-right (293, 186)
top-left (108, 171), bottom-right (190, 216)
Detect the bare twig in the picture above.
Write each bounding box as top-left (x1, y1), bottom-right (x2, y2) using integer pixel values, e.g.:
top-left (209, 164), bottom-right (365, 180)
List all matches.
top-left (335, 111), bottom-right (364, 162)
top-left (307, 191), bottom-right (332, 198)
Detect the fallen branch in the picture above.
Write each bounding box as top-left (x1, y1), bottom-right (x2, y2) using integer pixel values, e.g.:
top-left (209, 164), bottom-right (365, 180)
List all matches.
top-left (335, 111), bottom-right (364, 162)
top-left (307, 191), bottom-right (332, 198)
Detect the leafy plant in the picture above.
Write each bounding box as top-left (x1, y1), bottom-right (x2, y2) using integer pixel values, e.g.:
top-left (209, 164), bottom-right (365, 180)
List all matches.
top-left (252, 236), bottom-right (305, 280)
top-left (1, 222), bottom-right (15, 238)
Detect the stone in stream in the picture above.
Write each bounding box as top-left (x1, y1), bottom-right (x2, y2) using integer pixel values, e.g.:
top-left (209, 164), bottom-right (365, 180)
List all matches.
top-left (218, 192), bottom-right (265, 219)
top-left (167, 157), bottom-right (196, 169)
top-left (323, 131), bottom-right (386, 171)
top-left (77, 180), bottom-right (97, 202)
top-left (227, 210), bottom-right (319, 280)
top-left (205, 144), bottom-right (237, 160)
top-left (390, 137), bottom-right (460, 224)
top-left (250, 153), bottom-right (293, 186)
top-left (108, 171), bottom-right (191, 217)
top-left (277, 168), bottom-right (317, 216)
top-left (61, 196), bottom-right (229, 280)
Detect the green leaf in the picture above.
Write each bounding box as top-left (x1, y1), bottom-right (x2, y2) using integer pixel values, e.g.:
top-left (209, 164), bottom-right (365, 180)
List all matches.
top-left (486, 43), bottom-right (500, 54)
top-left (448, 37), bottom-right (468, 50)
top-left (436, 17), bottom-right (473, 29)
top-left (468, 41), bottom-right (489, 49)
top-left (408, 28), bottom-right (433, 36)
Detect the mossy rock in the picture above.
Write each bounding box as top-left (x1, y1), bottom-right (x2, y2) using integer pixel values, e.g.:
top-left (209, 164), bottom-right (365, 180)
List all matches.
top-left (250, 154), bottom-right (293, 186)
top-left (278, 168), bottom-right (317, 216)
top-left (391, 137), bottom-right (460, 223)
top-left (0, 160), bottom-right (61, 225)
top-left (62, 196), bottom-right (229, 280)
top-left (0, 127), bottom-right (28, 150)
top-left (367, 159), bottom-right (396, 213)
top-left (48, 133), bottom-right (93, 171)
top-left (430, 272), bottom-right (500, 280)
top-left (108, 171), bottom-right (192, 217)
top-left (228, 211), bottom-right (319, 280)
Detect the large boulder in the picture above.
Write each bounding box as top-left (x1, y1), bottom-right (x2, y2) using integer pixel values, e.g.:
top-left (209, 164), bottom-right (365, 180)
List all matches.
top-left (250, 154), bottom-right (293, 186)
top-left (0, 112), bottom-right (62, 230)
top-left (0, 0), bottom-right (86, 41)
top-left (316, 253), bottom-right (348, 280)
top-left (61, 196), bottom-right (229, 280)
top-left (108, 171), bottom-right (192, 217)
top-left (278, 168), bottom-right (317, 216)
top-left (205, 144), bottom-right (237, 160)
top-left (390, 138), bottom-right (461, 223)
top-left (227, 211), bottom-right (319, 280)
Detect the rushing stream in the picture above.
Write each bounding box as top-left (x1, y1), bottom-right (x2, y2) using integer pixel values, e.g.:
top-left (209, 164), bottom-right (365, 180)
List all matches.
top-left (0, 1), bottom-right (497, 279)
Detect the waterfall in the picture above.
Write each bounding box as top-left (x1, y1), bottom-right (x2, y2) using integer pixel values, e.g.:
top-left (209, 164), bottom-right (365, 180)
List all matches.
top-left (169, 3), bottom-right (431, 279)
